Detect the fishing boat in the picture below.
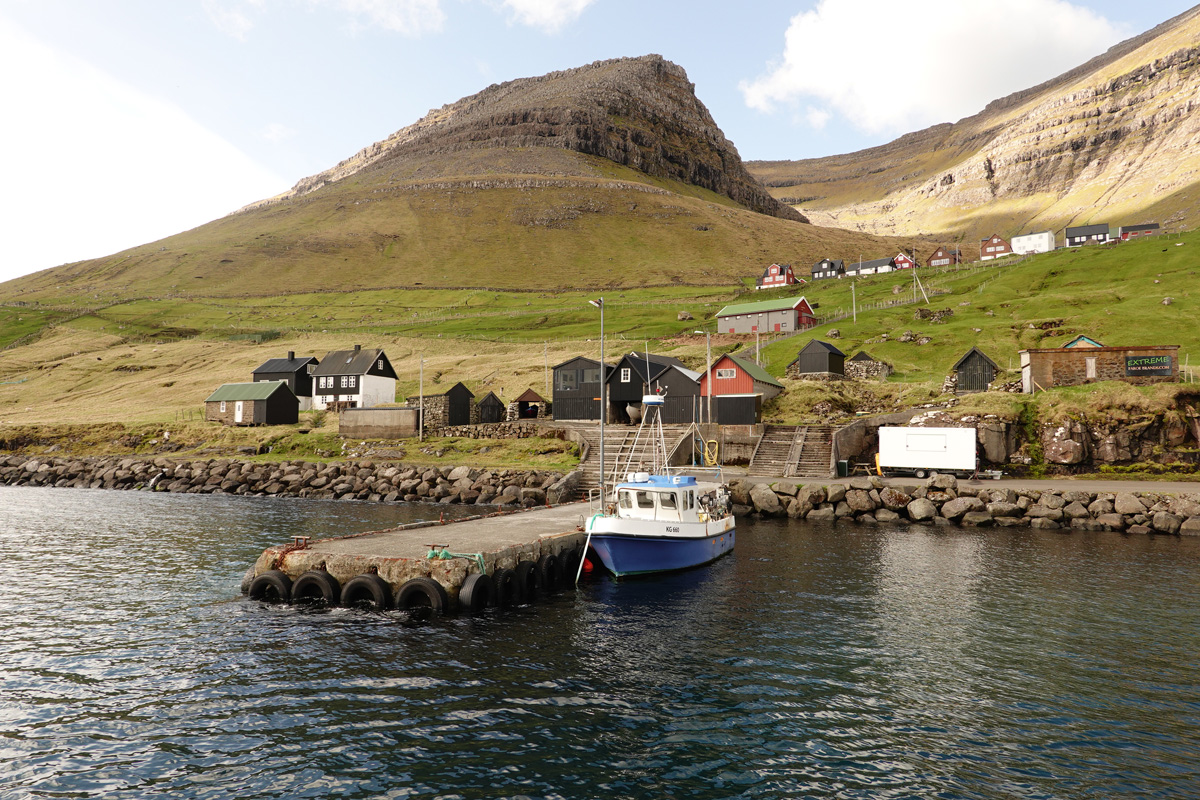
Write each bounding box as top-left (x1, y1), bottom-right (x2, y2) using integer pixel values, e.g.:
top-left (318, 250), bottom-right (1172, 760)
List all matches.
top-left (583, 394), bottom-right (735, 578)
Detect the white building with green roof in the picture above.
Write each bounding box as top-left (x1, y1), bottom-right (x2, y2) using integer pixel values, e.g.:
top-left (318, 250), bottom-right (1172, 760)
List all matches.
top-left (715, 296), bottom-right (816, 335)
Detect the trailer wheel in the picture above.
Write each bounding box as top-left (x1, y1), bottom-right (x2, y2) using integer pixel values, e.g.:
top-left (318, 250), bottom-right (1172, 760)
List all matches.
top-left (915, 469), bottom-right (927, 479)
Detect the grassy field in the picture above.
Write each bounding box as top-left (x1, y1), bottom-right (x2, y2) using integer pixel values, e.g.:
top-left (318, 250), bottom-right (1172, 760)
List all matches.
top-left (1, 227), bottom-right (1198, 464)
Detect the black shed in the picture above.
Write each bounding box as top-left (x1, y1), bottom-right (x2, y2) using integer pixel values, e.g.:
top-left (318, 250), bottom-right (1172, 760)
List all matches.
top-left (477, 391), bottom-right (505, 424)
top-left (952, 347), bottom-right (1000, 393)
top-left (789, 340), bottom-right (846, 375)
top-left (444, 382), bottom-right (475, 425)
top-left (552, 357), bottom-right (608, 420)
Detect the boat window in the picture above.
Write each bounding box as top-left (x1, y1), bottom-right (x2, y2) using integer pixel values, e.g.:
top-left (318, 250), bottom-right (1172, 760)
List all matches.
top-left (685, 490), bottom-right (694, 510)
top-left (618, 491), bottom-right (633, 509)
top-left (660, 492), bottom-right (678, 510)
top-left (636, 491), bottom-right (655, 509)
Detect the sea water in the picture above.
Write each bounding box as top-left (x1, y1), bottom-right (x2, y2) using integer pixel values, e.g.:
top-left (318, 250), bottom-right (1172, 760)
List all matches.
top-left (2, 485), bottom-right (1199, 799)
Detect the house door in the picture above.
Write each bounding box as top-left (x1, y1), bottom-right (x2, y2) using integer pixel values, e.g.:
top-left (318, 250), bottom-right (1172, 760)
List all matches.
top-left (774, 323), bottom-right (781, 332)
top-left (234, 401), bottom-right (244, 423)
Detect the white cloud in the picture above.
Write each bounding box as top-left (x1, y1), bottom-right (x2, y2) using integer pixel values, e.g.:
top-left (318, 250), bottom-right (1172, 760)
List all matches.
top-left (741, 0), bottom-right (1125, 136)
top-left (500, 0), bottom-right (595, 33)
top-left (202, 0), bottom-right (256, 40)
top-left (336, 0), bottom-right (446, 35)
top-left (262, 122), bottom-right (297, 143)
top-left (805, 106), bottom-right (832, 130)
top-left (0, 19), bottom-right (287, 283)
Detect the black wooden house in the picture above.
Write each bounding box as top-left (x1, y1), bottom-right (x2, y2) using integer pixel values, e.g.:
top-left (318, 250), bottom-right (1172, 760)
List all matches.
top-left (253, 351), bottom-right (318, 409)
top-left (788, 340), bottom-right (846, 375)
top-left (477, 391), bottom-right (505, 424)
top-left (607, 352), bottom-right (702, 424)
top-left (552, 357), bottom-right (608, 420)
top-left (952, 347), bottom-right (999, 393)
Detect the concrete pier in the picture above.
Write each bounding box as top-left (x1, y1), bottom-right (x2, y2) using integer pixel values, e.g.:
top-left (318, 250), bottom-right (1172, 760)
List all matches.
top-left (250, 501), bottom-right (592, 606)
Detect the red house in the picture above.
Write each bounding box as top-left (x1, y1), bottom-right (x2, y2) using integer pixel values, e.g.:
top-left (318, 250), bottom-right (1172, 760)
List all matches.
top-left (698, 353), bottom-right (784, 401)
top-left (755, 263), bottom-right (800, 290)
top-left (893, 252), bottom-right (917, 270)
top-left (980, 234), bottom-right (1012, 260)
top-left (928, 246), bottom-right (963, 267)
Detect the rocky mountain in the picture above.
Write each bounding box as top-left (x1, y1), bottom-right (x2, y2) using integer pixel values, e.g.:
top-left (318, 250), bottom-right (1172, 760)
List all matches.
top-left (254, 55), bottom-right (805, 224)
top-left (748, 5), bottom-right (1200, 244)
top-left (5, 55), bottom-right (860, 301)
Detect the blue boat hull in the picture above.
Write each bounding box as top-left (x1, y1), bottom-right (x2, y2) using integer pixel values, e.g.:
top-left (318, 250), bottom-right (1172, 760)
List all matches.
top-left (587, 528), bottom-right (735, 578)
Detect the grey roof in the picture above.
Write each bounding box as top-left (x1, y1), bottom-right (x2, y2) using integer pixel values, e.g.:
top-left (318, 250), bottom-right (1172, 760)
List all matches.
top-left (253, 355), bottom-right (317, 374)
top-left (952, 346), bottom-right (999, 371)
top-left (311, 347), bottom-right (395, 379)
top-left (206, 381), bottom-right (294, 402)
top-left (800, 339), bottom-right (846, 356)
top-left (1065, 223), bottom-right (1109, 236)
top-left (845, 257), bottom-right (893, 272)
top-left (812, 258), bottom-right (844, 272)
top-left (849, 351), bottom-right (877, 362)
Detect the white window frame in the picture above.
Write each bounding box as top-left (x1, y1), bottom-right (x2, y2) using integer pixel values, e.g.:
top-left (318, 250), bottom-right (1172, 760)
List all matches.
top-left (220, 401), bottom-right (226, 413)
top-left (621, 368), bottom-right (631, 382)
top-left (715, 368), bottom-right (736, 380)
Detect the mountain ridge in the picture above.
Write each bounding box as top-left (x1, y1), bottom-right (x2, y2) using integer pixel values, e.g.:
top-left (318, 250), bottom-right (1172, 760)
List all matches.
top-left (747, 5), bottom-right (1200, 242)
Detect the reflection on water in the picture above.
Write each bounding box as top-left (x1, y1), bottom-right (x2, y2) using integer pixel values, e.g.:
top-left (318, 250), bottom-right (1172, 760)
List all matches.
top-left (2, 488), bottom-right (1200, 798)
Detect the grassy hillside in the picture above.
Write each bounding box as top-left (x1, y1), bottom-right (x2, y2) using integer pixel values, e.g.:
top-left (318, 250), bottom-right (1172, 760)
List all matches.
top-left (1, 230), bottom-right (1197, 434)
top-left (0, 154), bottom-right (917, 306)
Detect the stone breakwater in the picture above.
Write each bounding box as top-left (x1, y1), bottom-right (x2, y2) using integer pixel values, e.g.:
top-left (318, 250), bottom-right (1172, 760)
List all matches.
top-left (732, 475), bottom-right (1200, 535)
top-left (0, 455), bottom-right (580, 506)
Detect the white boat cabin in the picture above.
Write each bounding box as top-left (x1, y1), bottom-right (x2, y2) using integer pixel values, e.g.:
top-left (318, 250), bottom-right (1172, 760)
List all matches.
top-left (615, 474), bottom-right (705, 522)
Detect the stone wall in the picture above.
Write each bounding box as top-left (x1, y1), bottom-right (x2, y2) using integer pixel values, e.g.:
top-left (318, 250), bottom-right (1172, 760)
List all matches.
top-left (845, 360), bottom-right (893, 381)
top-left (0, 454), bottom-right (580, 506)
top-left (732, 473), bottom-right (1200, 535)
top-left (784, 368), bottom-right (846, 382)
top-left (432, 422), bottom-right (551, 440)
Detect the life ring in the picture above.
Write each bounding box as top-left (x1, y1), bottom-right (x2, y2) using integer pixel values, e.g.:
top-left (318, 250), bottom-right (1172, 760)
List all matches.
top-left (340, 574), bottom-right (393, 611)
top-left (491, 567), bottom-right (521, 607)
top-left (248, 570), bottom-right (292, 603)
top-left (536, 553), bottom-right (560, 592)
top-left (514, 560), bottom-right (542, 601)
top-left (458, 573), bottom-right (493, 613)
top-left (395, 577), bottom-right (450, 617)
top-left (291, 570), bottom-right (341, 607)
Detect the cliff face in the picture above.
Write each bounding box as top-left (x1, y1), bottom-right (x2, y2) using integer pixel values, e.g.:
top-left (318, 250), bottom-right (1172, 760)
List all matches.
top-left (263, 55), bottom-right (806, 223)
top-left (748, 7), bottom-right (1200, 239)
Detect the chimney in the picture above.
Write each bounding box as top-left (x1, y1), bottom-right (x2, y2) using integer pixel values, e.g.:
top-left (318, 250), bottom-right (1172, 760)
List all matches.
top-left (354, 344), bottom-right (361, 351)
top-left (288, 351), bottom-right (295, 361)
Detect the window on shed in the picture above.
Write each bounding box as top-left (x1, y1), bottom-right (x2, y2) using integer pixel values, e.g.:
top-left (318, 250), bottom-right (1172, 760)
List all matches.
top-left (716, 368), bottom-right (736, 379)
top-left (621, 368), bottom-right (631, 382)
top-left (220, 401), bottom-right (226, 413)
top-left (585, 368), bottom-right (601, 384)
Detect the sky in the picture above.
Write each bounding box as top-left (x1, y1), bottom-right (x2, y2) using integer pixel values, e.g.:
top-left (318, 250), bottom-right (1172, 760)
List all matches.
top-left (0, 0), bottom-right (1193, 283)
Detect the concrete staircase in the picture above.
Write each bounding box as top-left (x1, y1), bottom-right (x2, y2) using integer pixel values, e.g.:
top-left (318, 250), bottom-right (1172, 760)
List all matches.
top-left (748, 424), bottom-right (836, 478)
top-left (792, 425), bottom-right (836, 478)
top-left (572, 423), bottom-right (693, 492)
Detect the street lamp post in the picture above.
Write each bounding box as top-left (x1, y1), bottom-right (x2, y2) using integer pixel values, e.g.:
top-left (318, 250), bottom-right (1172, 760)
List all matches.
top-left (589, 297), bottom-right (605, 497)
top-left (694, 328), bottom-right (712, 427)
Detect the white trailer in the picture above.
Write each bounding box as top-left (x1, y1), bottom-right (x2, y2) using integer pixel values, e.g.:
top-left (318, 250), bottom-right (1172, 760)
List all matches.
top-left (876, 426), bottom-right (977, 479)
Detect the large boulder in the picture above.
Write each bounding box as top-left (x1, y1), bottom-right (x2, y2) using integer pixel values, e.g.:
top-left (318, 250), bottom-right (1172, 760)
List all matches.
top-left (1152, 511), bottom-right (1183, 535)
top-left (941, 496), bottom-right (985, 520)
top-left (1114, 493), bottom-right (1147, 515)
top-left (879, 486), bottom-right (912, 511)
top-left (826, 483), bottom-right (847, 504)
top-left (906, 497), bottom-right (938, 521)
top-left (845, 489), bottom-right (877, 513)
top-left (546, 470), bottom-right (582, 504)
top-left (750, 483), bottom-right (784, 516)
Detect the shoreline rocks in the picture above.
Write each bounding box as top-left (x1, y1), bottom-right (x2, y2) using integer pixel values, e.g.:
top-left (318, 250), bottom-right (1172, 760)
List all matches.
top-left (0, 454), bottom-right (572, 507)
top-left (733, 475), bottom-right (1200, 536)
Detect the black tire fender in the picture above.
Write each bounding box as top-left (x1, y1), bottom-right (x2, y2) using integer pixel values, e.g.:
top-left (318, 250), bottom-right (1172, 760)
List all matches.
top-left (458, 573), bottom-right (493, 613)
top-left (395, 577), bottom-right (450, 616)
top-left (514, 560), bottom-right (542, 601)
top-left (340, 574), bottom-right (393, 611)
top-left (491, 567), bottom-right (521, 608)
top-left (536, 553), bottom-right (560, 592)
top-left (559, 548), bottom-right (581, 582)
top-left (291, 570), bottom-right (341, 607)
top-left (248, 570), bottom-right (292, 603)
